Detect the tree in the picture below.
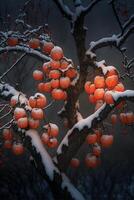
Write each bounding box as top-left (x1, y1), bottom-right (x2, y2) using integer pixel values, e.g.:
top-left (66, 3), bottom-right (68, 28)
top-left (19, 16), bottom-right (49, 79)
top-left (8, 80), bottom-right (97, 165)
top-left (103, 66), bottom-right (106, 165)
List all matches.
top-left (0, 0), bottom-right (134, 199)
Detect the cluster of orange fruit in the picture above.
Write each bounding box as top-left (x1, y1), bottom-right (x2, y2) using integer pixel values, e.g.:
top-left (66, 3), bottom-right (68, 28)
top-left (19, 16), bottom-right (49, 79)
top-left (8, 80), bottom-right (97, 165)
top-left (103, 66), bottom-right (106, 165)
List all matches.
top-left (7, 34), bottom-right (78, 88)
top-left (70, 67), bottom-right (134, 169)
top-left (70, 109), bottom-right (134, 169)
top-left (2, 128), bottom-right (24, 155)
top-left (70, 128), bottom-right (113, 169)
top-left (111, 112), bottom-right (134, 125)
top-left (10, 93), bottom-right (45, 129)
top-left (6, 37), bottom-right (134, 165)
top-left (33, 45), bottom-right (77, 100)
top-left (7, 40), bottom-right (78, 151)
top-left (84, 66), bottom-right (134, 125)
top-left (10, 93), bottom-right (60, 149)
top-left (84, 68), bottom-right (125, 108)
top-left (41, 123), bottom-right (59, 148)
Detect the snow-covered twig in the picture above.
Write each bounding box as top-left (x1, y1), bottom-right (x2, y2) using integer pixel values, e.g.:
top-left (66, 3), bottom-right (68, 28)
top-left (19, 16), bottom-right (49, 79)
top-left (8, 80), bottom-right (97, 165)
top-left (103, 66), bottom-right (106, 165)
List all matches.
top-left (125, 58), bottom-right (134, 69)
top-left (87, 13), bottom-right (134, 53)
top-left (15, 19), bottom-right (32, 30)
top-left (88, 25), bottom-right (134, 52)
top-left (119, 25), bottom-right (134, 47)
top-left (24, 25), bottom-right (43, 37)
top-left (0, 46), bottom-right (50, 62)
top-left (0, 119), bottom-right (14, 130)
top-left (0, 107), bottom-right (13, 120)
top-left (122, 15), bottom-right (134, 35)
top-left (43, 100), bottom-right (55, 110)
top-left (0, 104), bottom-right (10, 113)
top-left (0, 83), bottom-right (28, 105)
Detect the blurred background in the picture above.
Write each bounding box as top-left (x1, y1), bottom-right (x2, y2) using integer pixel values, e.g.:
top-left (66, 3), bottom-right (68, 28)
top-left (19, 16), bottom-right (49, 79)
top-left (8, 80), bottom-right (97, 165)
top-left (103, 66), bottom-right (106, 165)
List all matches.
top-left (0, 0), bottom-right (134, 199)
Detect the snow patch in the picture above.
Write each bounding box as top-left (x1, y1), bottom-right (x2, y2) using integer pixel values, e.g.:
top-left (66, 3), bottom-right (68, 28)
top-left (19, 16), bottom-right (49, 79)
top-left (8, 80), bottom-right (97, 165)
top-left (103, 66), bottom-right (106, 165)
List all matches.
top-left (96, 61), bottom-right (117, 75)
top-left (111, 90), bottom-right (134, 101)
top-left (0, 46), bottom-right (50, 61)
top-left (61, 173), bottom-right (85, 200)
top-left (26, 129), bottom-right (59, 181)
top-left (89, 34), bottom-right (118, 50)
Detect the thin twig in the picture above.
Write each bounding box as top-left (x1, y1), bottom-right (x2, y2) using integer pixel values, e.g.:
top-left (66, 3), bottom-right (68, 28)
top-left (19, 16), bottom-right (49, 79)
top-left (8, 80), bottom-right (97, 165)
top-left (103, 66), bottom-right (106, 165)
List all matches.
top-left (43, 100), bottom-right (55, 110)
top-left (0, 108), bottom-right (13, 120)
top-left (0, 104), bottom-right (9, 113)
top-left (111, 0), bottom-right (123, 32)
top-left (0, 52), bottom-right (26, 80)
top-left (0, 119), bottom-right (14, 130)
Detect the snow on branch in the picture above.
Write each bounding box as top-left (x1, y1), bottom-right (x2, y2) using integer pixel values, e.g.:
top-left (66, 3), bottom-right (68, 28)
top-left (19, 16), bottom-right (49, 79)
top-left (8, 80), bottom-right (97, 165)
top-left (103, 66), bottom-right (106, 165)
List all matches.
top-left (24, 25), bottom-right (43, 36)
top-left (53, 0), bottom-right (101, 26)
top-left (119, 25), bottom-right (134, 47)
top-left (24, 129), bottom-right (85, 200)
top-left (53, 0), bottom-right (73, 20)
top-left (0, 83), bottom-right (29, 130)
top-left (125, 57), bottom-right (134, 70)
top-left (15, 19), bottom-right (32, 30)
top-left (0, 46), bottom-right (50, 62)
top-left (0, 31), bottom-right (7, 39)
top-left (55, 90), bottom-right (134, 171)
top-left (95, 60), bottom-right (119, 75)
top-left (121, 15), bottom-right (134, 34)
top-left (0, 83), bottom-right (28, 105)
top-left (0, 82), bottom-right (85, 199)
top-left (82, 0), bottom-right (101, 15)
top-left (88, 25), bottom-right (134, 52)
top-left (73, 0), bottom-right (101, 19)
top-left (0, 83), bottom-right (19, 100)
top-left (0, 119), bottom-right (14, 130)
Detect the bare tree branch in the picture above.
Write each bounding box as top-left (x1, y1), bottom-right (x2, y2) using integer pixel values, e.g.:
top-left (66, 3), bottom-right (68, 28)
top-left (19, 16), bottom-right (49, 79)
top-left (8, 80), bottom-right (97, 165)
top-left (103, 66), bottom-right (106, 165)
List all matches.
top-left (110, 0), bottom-right (123, 32)
top-left (52, 0), bottom-right (73, 20)
top-left (122, 15), bottom-right (134, 35)
top-left (0, 82), bottom-right (27, 103)
top-left (0, 107), bottom-right (13, 120)
top-left (82, 0), bottom-right (101, 15)
top-left (0, 119), bottom-right (14, 130)
top-left (0, 53), bottom-right (26, 81)
top-left (119, 25), bottom-right (134, 46)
